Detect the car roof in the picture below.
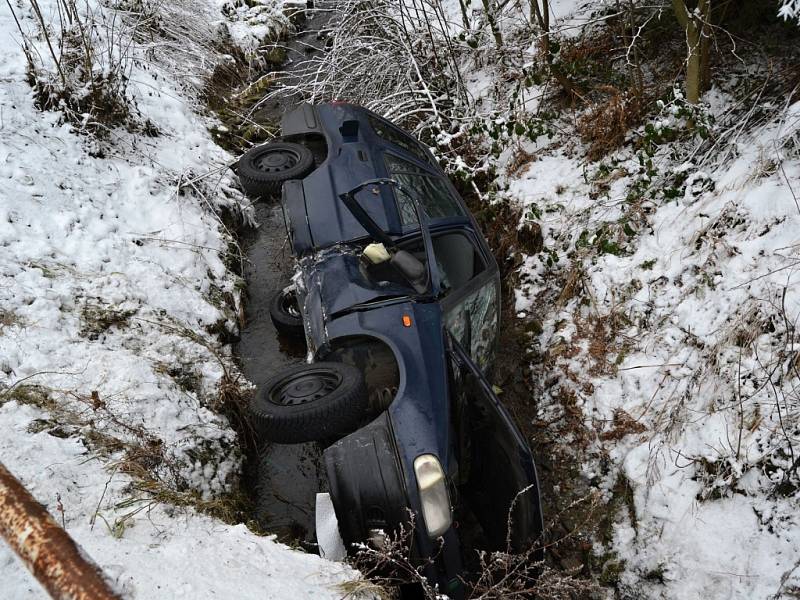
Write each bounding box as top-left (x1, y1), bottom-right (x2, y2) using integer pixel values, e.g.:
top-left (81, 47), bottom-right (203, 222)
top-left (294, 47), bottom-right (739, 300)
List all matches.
top-left (285, 103), bottom-right (472, 250)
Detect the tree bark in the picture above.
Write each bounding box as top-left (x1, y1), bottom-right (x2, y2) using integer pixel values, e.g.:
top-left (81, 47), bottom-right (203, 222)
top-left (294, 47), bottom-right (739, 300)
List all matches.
top-left (530, 0), bottom-right (550, 57)
top-left (672, 0), bottom-right (711, 104)
top-left (458, 0), bottom-right (471, 31)
top-left (700, 1), bottom-right (712, 93)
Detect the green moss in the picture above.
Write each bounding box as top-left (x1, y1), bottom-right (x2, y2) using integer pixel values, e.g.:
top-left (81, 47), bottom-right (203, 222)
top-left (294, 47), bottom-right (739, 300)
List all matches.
top-left (154, 362), bottom-right (204, 397)
top-left (639, 259), bottom-right (657, 270)
top-left (263, 46), bottom-right (287, 66)
top-left (644, 563), bottom-right (667, 583)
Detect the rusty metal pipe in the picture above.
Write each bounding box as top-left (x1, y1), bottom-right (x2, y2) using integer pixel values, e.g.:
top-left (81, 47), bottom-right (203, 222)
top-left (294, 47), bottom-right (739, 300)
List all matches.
top-left (0, 461), bottom-right (121, 600)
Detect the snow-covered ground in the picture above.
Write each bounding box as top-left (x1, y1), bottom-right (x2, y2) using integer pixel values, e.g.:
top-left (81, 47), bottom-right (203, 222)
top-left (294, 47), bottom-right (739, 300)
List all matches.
top-left (506, 96), bottom-right (800, 598)
top-left (0, 0), bottom-right (360, 597)
top-left (430, 1), bottom-right (800, 597)
top-left (472, 7), bottom-right (800, 598)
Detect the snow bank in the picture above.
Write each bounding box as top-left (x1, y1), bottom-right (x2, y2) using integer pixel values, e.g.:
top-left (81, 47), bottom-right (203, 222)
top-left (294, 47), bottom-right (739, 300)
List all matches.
top-left (503, 58), bottom-right (800, 600)
top-left (0, 0), bottom-right (361, 597)
top-left (445, 2), bottom-right (800, 596)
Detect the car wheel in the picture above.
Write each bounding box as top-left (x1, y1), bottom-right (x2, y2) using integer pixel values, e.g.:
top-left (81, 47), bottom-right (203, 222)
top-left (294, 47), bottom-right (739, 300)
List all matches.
top-left (237, 141), bottom-right (314, 199)
top-left (250, 362), bottom-right (368, 444)
top-left (270, 288), bottom-right (304, 337)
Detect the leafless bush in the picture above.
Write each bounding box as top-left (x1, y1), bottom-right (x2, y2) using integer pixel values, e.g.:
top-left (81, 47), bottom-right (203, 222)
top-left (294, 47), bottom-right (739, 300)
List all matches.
top-left (344, 515), bottom-right (442, 598)
top-left (344, 488), bottom-right (602, 600)
top-left (470, 555), bottom-right (597, 600)
top-left (577, 86), bottom-right (642, 160)
top-left (253, 0), bottom-right (473, 135)
top-left (6, 0), bottom-right (153, 136)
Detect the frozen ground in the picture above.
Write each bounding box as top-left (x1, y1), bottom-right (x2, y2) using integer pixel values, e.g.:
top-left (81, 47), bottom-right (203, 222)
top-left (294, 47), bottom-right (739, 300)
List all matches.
top-left (429, 1), bottom-right (800, 597)
top-left (480, 7), bottom-right (800, 598)
top-left (506, 97), bottom-right (800, 598)
top-left (0, 0), bottom-right (361, 597)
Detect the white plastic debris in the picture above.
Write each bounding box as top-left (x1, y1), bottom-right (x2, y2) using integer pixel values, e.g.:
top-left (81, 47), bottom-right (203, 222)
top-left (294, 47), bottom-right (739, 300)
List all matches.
top-left (363, 242), bottom-right (391, 264)
top-left (315, 493), bottom-right (346, 562)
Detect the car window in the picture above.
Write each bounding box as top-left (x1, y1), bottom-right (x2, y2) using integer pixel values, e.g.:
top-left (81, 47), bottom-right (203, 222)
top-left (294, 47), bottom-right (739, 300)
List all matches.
top-left (432, 232), bottom-right (485, 294)
top-left (369, 116), bottom-right (431, 164)
top-left (445, 281), bottom-right (498, 371)
top-left (386, 154), bottom-right (465, 226)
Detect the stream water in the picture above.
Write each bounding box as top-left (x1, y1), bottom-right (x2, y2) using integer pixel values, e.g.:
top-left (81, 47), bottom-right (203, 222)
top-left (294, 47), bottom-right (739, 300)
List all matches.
top-left (235, 3), bottom-right (332, 545)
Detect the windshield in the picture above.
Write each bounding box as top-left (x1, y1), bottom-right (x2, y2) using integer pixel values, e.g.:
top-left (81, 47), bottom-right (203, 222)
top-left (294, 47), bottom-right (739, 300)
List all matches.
top-left (384, 154), bottom-right (464, 227)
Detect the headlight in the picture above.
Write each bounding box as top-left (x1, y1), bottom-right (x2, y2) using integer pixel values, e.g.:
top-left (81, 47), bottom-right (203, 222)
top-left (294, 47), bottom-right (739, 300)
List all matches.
top-left (413, 454), bottom-right (452, 538)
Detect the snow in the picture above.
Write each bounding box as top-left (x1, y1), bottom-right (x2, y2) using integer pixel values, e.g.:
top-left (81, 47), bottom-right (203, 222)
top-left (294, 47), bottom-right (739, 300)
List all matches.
top-left (780, 0), bottom-right (800, 21)
top-left (469, 2), bottom-right (800, 596)
top-left (218, 0), bottom-right (292, 51)
top-left (0, 403), bottom-right (356, 599)
top-left (0, 0), bottom-right (362, 597)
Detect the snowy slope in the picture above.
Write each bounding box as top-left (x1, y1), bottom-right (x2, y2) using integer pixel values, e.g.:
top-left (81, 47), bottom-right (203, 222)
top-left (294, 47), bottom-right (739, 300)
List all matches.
top-left (500, 53), bottom-right (800, 600)
top-left (508, 104), bottom-right (800, 598)
top-left (429, 2), bottom-right (800, 596)
top-left (0, 0), bottom-right (361, 597)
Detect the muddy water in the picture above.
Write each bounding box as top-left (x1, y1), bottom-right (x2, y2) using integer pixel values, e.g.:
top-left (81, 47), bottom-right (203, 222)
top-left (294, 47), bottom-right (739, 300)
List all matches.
top-left (237, 203), bottom-right (324, 543)
top-left (236, 5), bottom-right (332, 545)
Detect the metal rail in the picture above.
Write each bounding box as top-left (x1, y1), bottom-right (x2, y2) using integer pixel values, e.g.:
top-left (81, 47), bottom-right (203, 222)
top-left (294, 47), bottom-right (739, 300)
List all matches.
top-left (0, 461), bottom-right (121, 600)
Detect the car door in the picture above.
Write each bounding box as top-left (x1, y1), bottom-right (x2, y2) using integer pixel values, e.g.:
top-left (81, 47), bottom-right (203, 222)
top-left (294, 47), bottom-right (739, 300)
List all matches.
top-left (436, 230), bottom-right (500, 372)
top-left (448, 333), bottom-right (544, 556)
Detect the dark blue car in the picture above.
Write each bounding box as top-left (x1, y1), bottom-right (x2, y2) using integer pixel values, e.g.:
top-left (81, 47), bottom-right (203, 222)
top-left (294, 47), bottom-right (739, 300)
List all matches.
top-left (238, 103), bottom-right (543, 597)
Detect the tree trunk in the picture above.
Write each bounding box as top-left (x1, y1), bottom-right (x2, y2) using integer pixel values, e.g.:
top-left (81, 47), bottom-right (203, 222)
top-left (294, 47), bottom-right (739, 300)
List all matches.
top-left (686, 12), bottom-right (701, 103)
top-left (700, 8), bottom-right (712, 92)
top-left (481, 0), bottom-right (503, 49)
top-left (672, 0), bottom-right (711, 104)
top-left (458, 0), bottom-right (471, 31)
top-left (530, 0), bottom-right (550, 58)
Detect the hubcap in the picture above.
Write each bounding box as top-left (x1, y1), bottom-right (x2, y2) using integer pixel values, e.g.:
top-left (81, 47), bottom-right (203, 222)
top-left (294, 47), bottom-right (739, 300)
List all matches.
top-left (255, 147), bottom-right (300, 173)
top-left (269, 370), bottom-right (342, 406)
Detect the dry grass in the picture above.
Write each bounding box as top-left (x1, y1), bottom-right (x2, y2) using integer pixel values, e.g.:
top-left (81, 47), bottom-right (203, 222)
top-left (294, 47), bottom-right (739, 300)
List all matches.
top-left (599, 409), bottom-right (647, 442)
top-left (337, 578), bottom-right (393, 600)
top-left (79, 301), bottom-right (138, 339)
top-left (577, 86), bottom-right (642, 161)
top-left (574, 311), bottom-right (630, 377)
top-left (0, 309), bottom-right (24, 333)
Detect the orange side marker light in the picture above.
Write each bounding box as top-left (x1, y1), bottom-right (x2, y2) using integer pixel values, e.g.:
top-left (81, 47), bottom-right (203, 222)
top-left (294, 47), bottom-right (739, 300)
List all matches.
top-left (402, 314), bottom-right (412, 328)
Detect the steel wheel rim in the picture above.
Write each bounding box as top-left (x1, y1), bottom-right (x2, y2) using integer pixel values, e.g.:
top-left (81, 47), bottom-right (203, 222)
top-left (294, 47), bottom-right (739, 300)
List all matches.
top-left (269, 369), bottom-right (342, 406)
top-left (254, 147), bottom-right (301, 173)
top-left (280, 290), bottom-right (301, 319)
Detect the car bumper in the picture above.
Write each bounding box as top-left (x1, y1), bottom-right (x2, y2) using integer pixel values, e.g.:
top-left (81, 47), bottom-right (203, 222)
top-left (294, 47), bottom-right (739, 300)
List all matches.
top-left (322, 412), bottom-right (466, 597)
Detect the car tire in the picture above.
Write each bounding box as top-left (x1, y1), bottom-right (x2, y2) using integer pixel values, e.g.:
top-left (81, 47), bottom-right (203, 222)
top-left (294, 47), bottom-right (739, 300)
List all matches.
top-left (237, 141), bottom-right (314, 199)
top-left (270, 288), bottom-right (304, 337)
top-left (250, 362), bottom-right (368, 444)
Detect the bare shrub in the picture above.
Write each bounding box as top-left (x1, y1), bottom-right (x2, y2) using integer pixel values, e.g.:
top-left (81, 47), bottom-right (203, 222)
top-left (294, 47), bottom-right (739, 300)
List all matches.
top-left (344, 488), bottom-right (602, 600)
top-left (345, 515), bottom-right (443, 598)
top-left (577, 86), bottom-right (642, 161)
top-left (7, 0), bottom-right (154, 136)
top-left (253, 0), bottom-right (472, 135)
top-left (470, 555), bottom-right (597, 599)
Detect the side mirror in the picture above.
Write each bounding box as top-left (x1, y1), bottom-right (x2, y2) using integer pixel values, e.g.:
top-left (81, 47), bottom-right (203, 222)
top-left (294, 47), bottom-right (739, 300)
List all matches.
top-left (391, 250), bottom-right (427, 294)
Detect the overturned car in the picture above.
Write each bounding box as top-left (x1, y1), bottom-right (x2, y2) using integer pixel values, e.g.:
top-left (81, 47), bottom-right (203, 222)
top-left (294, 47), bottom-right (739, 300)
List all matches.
top-left (238, 102), bottom-right (544, 597)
